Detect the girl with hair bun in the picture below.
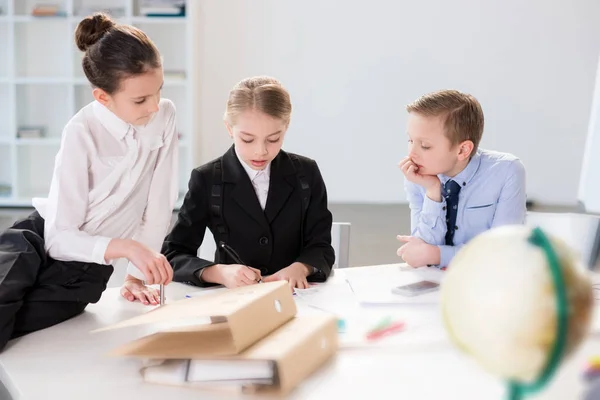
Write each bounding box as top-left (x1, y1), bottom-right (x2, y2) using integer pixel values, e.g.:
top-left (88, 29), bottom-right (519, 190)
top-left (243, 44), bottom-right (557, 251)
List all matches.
top-left (0, 13), bottom-right (178, 351)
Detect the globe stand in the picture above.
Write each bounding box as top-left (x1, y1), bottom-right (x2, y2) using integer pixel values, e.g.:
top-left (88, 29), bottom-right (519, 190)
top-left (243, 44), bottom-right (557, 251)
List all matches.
top-left (507, 227), bottom-right (568, 400)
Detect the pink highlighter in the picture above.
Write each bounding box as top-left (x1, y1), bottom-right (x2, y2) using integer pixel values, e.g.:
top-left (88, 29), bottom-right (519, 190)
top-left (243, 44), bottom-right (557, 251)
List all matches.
top-left (366, 321), bottom-right (405, 341)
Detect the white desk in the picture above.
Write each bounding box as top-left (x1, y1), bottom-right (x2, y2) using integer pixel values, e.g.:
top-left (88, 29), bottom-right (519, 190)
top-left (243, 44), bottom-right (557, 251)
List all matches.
top-left (1, 264), bottom-right (599, 400)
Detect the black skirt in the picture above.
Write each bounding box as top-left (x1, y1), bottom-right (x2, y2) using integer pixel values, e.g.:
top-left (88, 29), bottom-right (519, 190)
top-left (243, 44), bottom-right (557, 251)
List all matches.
top-left (0, 211), bottom-right (113, 352)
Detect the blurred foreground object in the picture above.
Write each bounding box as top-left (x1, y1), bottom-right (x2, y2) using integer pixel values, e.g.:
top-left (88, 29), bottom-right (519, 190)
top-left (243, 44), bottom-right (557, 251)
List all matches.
top-left (442, 225), bottom-right (594, 399)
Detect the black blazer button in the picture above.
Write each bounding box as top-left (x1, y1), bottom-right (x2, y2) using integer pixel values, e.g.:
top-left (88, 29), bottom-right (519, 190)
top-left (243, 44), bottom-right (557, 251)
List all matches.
top-left (259, 237), bottom-right (269, 246)
top-left (261, 268), bottom-right (269, 275)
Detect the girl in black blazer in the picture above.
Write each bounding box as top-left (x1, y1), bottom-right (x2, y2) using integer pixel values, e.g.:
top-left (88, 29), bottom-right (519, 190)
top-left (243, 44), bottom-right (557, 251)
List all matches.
top-left (161, 76), bottom-right (335, 289)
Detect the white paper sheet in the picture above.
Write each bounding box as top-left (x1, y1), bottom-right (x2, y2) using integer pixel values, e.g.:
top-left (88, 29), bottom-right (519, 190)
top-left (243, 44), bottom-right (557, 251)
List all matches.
top-left (343, 265), bottom-right (445, 305)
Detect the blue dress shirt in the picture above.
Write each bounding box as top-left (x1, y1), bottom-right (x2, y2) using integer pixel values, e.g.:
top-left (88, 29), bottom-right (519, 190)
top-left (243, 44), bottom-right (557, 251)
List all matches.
top-left (405, 149), bottom-right (527, 267)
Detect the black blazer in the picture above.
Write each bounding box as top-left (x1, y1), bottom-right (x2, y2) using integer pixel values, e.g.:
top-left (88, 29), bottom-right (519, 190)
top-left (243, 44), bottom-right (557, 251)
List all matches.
top-left (162, 145), bottom-right (335, 287)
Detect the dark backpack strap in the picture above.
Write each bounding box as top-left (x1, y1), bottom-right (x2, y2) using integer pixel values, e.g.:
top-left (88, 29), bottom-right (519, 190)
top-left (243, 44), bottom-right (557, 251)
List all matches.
top-left (289, 154), bottom-right (311, 213)
top-left (211, 159), bottom-right (228, 246)
top-left (289, 154), bottom-right (311, 252)
top-left (289, 154), bottom-right (325, 279)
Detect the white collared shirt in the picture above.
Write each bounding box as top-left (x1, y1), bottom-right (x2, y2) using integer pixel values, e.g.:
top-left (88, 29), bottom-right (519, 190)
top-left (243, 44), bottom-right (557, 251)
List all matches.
top-left (32, 99), bottom-right (179, 276)
top-left (234, 146), bottom-right (271, 210)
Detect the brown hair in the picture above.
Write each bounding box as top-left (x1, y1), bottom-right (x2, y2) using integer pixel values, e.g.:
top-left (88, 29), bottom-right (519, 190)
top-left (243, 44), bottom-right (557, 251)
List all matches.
top-left (406, 89), bottom-right (484, 151)
top-left (224, 76), bottom-right (292, 126)
top-left (75, 13), bottom-right (162, 94)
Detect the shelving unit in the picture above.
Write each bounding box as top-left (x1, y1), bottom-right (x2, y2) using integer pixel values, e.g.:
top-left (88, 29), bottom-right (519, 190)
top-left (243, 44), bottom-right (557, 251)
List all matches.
top-left (0, 0), bottom-right (194, 207)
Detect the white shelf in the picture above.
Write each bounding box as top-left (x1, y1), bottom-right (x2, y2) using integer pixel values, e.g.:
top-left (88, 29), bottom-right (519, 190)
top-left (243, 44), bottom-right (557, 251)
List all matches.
top-left (137, 22), bottom-right (187, 78)
top-left (17, 145), bottom-right (58, 199)
top-left (73, 77), bottom-right (88, 85)
top-left (0, 80), bottom-right (9, 138)
top-left (0, 198), bottom-right (33, 207)
top-left (0, 193), bottom-right (189, 209)
top-left (163, 77), bottom-right (187, 86)
top-left (15, 77), bottom-right (72, 84)
top-left (0, 20), bottom-right (8, 77)
top-left (0, 195), bottom-right (187, 209)
top-left (0, 195), bottom-right (186, 210)
top-left (131, 16), bottom-right (186, 24)
top-left (15, 138), bottom-right (61, 146)
top-left (15, 19), bottom-right (71, 78)
top-left (13, 15), bottom-right (69, 22)
top-left (0, 0), bottom-right (196, 207)
top-left (72, 77), bottom-right (188, 86)
top-left (0, 145), bottom-right (11, 196)
top-left (16, 84), bottom-right (70, 139)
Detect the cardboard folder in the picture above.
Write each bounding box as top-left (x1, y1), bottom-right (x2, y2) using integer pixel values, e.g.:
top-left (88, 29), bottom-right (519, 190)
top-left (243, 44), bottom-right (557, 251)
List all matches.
top-left (138, 315), bottom-right (338, 395)
top-left (95, 281), bottom-right (338, 395)
top-left (95, 281), bottom-right (297, 357)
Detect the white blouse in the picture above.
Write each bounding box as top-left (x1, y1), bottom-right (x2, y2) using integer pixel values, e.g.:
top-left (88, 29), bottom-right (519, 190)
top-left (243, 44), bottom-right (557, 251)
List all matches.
top-left (235, 146), bottom-right (271, 210)
top-left (33, 99), bottom-right (179, 278)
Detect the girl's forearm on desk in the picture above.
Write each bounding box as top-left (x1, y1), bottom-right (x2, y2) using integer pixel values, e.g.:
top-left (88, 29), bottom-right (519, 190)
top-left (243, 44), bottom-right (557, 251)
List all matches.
top-left (199, 265), bottom-right (224, 285)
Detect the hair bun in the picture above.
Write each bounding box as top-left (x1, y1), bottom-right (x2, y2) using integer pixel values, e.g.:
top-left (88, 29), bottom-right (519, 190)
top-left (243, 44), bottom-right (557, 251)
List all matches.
top-left (75, 13), bottom-right (115, 52)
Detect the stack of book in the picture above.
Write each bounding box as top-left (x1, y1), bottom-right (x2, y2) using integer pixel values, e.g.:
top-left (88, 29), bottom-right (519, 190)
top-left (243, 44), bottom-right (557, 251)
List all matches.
top-left (17, 126), bottom-right (45, 139)
top-left (31, 4), bottom-right (66, 17)
top-left (0, 184), bottom-right (11, 197)
top-left (76, 6), bottom-right (126, 18)
top-left (95, 281), bottom-right (338, 395)
top-left (139, 0), bottom-right (186, 17)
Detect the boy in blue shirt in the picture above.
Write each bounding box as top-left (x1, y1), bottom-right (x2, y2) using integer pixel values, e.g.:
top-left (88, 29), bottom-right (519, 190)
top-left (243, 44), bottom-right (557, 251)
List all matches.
top-left (398, 89), bottom-right (526, 268)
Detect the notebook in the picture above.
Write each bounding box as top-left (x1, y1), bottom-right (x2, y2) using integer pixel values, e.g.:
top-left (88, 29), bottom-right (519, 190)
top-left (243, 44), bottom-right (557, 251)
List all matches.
top-left (142, 358), bottom-right (274, 385)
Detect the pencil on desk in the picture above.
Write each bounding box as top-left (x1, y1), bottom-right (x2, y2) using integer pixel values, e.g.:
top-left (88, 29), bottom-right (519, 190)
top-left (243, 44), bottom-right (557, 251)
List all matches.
top-left (366, 321), bottom-right (405, 341)
top-left (345, 278), bottom-right (355, 293)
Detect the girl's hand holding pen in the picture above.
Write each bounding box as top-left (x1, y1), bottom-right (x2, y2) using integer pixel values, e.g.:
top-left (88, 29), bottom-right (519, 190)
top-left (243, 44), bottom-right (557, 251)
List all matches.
top-left (217, 264), bottom-right (262, 288)
top-left (213, 242), bottom-right (262, 288)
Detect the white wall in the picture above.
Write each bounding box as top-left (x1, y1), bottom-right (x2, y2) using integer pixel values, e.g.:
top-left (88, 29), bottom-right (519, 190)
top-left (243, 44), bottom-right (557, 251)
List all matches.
top-left (192, 0), bottom-right (600, 205)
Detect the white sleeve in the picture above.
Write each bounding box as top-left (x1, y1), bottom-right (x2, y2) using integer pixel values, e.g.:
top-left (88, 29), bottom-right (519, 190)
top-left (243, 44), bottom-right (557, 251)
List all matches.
top-left (43, 122), bottom-right (113, 265)
top-left (126, 100), bottom-right (180, 279)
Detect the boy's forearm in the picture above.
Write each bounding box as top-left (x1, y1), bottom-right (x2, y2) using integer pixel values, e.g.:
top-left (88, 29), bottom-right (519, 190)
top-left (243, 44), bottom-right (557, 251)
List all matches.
top-left (425, 180), bottom-right (442, 202)
top-left (438, 245), bottom-right (463, 267)
top-left (411, 205), bottom-right (447, 246)
top-left (406, 182), bottom-right (446, 245)
top-left (426, 244), bottom-right (441, 265)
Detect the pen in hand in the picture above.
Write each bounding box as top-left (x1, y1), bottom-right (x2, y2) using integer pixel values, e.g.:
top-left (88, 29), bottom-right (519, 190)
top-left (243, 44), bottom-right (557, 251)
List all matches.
top-left (219, 241), bottom-right (262, 283)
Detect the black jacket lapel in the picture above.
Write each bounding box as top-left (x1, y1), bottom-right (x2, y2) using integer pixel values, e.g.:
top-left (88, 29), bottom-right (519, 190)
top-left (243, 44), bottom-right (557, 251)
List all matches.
top-left (222, 146), bottom-right (270, 230)
top-left (264, 150), bottom-right (296, 223)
